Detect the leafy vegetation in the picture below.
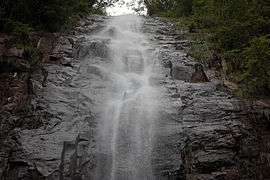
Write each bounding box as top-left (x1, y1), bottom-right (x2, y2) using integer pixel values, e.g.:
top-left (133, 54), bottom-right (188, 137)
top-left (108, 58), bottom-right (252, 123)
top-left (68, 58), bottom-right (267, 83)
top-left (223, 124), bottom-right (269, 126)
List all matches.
top-left (144, 0), bottom-right (270, 97)
top-left (0, 0), bottom-right (117, 33)
top-left (0, 0), bottom-right (118, 75)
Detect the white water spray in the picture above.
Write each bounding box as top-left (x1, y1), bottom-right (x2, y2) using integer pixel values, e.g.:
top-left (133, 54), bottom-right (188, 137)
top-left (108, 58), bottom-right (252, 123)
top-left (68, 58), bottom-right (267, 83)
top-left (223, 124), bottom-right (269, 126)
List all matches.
top-left (94, 15), bottom-right (160, 180)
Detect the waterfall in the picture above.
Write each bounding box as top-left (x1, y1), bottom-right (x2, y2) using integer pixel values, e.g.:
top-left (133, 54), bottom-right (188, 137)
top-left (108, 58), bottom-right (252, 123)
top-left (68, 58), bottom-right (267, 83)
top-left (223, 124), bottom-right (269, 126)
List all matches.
top-left (94, 15), bottom-right (160, 180)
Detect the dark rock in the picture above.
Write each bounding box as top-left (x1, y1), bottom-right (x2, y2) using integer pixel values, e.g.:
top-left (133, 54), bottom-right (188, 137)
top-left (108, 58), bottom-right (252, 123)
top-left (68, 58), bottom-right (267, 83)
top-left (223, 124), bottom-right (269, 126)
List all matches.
top-left (209, 51), bottom-right (222, 69)
top-left (36, 33), bottom-right (59, 62)
top-left (0, 73), bottom-right (29, 112)
top-left (175, 44), bottom-right (184, 50)
top-left (178, 40), bottom-right (192, 48)
top-left (49, 54), bottom-right (62, 61)
top-left (61, 57), bottom-right (73, 67)
top-left (170, 93), bottom-right (181, 98)
top-left (191, 64), bottom-right (209, 83)
top-left (67, 37), bottom-right (76, 47)
top-left (172, 65), bottom-right (193, 81)
top-left (5, 47), bottom-right (24, 58)
top-left (195, 151), bottom-right (235, 173)
top-left (0, 15), bottom-right (267, 180)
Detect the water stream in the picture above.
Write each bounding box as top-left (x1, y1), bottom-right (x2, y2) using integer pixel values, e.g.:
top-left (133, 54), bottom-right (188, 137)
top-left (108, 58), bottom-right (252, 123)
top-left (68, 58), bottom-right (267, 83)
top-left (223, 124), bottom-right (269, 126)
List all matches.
top-left (0, 13), bottom-right (254, 180)
top-left (94, 15), bottom-right (160, 180)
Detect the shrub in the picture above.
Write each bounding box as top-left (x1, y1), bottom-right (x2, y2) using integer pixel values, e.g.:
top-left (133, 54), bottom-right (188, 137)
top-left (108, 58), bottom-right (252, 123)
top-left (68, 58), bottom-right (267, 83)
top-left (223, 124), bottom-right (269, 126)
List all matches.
top-left (240, 35), bottom-right (270, 97)
top-left (144, 0), bottom-right (270, 98)
top-left (0, 0), bottom-right (108, 33)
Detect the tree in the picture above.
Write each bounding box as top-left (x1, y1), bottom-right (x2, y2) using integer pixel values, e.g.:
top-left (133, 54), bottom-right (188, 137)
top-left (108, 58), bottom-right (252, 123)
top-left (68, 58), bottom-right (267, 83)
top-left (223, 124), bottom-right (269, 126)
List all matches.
top-left (0, 0), bottom-right (117, 32)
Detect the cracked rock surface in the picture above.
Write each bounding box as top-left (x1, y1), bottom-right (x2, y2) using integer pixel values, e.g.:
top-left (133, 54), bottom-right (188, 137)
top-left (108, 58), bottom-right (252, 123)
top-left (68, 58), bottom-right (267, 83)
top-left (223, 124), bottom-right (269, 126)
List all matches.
top-left (0, 15), bottom-right (269, 180)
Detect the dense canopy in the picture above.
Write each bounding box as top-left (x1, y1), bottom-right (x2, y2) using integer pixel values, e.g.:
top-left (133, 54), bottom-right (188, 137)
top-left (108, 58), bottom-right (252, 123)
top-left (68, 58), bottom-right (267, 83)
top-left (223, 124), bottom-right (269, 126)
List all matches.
top-left (0, 0), bottom-right (117, 32)
top-left (144, 0), bottom-right (270, 97)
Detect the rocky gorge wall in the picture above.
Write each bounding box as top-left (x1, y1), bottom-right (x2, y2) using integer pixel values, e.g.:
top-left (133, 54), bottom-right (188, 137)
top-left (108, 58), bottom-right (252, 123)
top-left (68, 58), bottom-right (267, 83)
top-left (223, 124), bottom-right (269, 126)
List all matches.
top-left (0, 15), bottom-right (269, 180)
top-left (153, 18), bottom-right (270, 180)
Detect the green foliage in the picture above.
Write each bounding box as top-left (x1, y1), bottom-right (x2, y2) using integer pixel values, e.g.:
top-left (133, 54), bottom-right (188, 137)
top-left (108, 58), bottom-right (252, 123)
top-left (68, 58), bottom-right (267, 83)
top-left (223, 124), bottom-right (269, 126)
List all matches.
top-left (223, 49), bottom-right (243, 76)
top-left (214, 23), bottom-right (250, 51)
top-left (0, 0), bottom-right (115, 77)
top-left (144, 0), bottom-right (192, 17)
top-left (145, 0), bottom-right (270, 98)
top-left (187, 31), bottom-right (212, 66)
top-left (0, 0), bottom-right (111, 33)
top-left (188, 41), bottom-right (212, 66)
top-left (240, 36), bottom-right (270, 97)
top-left (2, 20), bottom-right (32, 43)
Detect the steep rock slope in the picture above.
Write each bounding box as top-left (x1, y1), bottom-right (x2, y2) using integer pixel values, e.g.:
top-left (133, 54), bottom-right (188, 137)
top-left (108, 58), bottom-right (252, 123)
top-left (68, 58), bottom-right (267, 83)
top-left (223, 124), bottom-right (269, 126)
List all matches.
top-left (0, 15), bottom-right (268, 180)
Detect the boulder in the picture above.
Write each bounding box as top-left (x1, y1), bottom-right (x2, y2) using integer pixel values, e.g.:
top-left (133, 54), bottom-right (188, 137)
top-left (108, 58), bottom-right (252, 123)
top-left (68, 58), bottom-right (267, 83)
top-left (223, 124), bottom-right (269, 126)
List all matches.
top-left (61, 57), bottom-right (73, 67)
top-left (89, 40), bottom-right (110, 58)
top-left (6, 47), bottom-right (24, 58)
top-left (172, 65), bottom-right (193, 82)
top-left (0, 36), bottom-right (24, 58)
top-left (76, 40), bottom-right (109, 59)
top-left (191, 64), bottom-right (209, 83)
top-left (36, 33), bottom-right (59, 62)
top-left (209, 51), bottom-right (222, 69)
top-left (49, 54), bottom-right (62, 62)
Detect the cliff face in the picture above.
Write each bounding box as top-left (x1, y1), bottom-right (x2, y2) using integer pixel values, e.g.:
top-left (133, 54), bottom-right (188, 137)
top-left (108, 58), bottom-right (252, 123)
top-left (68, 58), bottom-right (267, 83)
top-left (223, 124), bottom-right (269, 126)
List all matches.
top-left (145, 17), bottom-right (269, 180)
top-left (0, 15), bottom-right (269, 180)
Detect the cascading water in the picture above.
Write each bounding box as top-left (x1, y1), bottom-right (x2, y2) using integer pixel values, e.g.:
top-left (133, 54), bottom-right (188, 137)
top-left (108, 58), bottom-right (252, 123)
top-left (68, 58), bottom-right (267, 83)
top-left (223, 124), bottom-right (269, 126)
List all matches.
top-left (94, 15), bottom-right (160, 180)
top-left (0, 11), bottom-right (258, 180)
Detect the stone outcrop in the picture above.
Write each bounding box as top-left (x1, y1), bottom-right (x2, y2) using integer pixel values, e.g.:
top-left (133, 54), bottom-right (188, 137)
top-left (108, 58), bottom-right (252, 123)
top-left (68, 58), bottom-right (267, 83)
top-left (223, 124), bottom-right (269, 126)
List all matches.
top-left (149, 16), bottom-right (270, 180)
top-left (172, 65), bottom-right (192, 81)
top-left (0, 35), bottom-right (31, 113)
top-left (0, 15), bottom-right (269, 180)
top-left (33, 33), bottom-right (59, 62)
top-left (0, 15), bottom-right (108, 180)
top-left (0, 74), bottom-right (29, 112)
top-left (191, 63), bottom-right (209, 83)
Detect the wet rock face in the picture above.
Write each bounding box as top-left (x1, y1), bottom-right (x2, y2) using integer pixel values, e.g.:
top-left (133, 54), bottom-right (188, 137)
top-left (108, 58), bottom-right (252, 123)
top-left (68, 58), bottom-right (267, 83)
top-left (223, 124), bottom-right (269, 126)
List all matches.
top-left (172, 65), bottom-right (192, 81)
top-left (76, 39), bottom-right (110, 59)
top-left (35, 33), bottom-right (59, 62)
top-left (123, 50), bottom-right (144, 73)
top-left (170, 62), bottom-right (208, 83)
top-left (0, 37), bottom-right (32, 114)
top-left (88, 40), bottom-right (110, 58)
top-left (0, 15), bottom-right (268, 180)
top-left (147, 17), bottom-right (265, 180)
top-left (0, 16), bottom-right (109, 180)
